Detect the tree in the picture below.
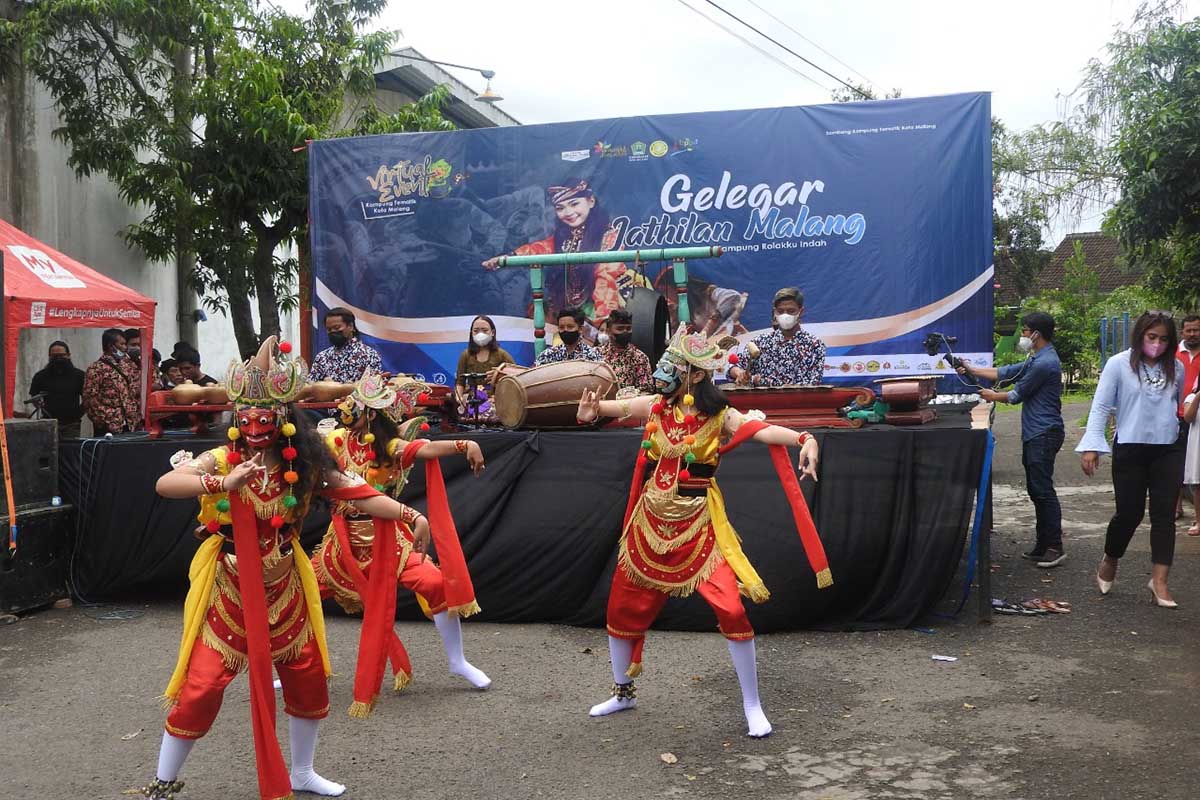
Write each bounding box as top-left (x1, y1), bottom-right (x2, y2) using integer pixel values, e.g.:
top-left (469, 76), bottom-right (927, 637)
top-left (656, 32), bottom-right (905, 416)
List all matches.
top-left (0, 1), bottom-right (454, 355)
top-left (1021, 240), bottom-right (1101, 386)
top-left (830, 81), bottom-right (901, 103)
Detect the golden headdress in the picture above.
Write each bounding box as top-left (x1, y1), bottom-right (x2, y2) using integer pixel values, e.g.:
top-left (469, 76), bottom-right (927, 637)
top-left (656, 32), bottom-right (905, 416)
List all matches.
top-left (661, 324), bottom-right (736, 372)
top-left (225, 336), bottom-right (308, 407)
top-left (337, 371), bottom-right (432, 424)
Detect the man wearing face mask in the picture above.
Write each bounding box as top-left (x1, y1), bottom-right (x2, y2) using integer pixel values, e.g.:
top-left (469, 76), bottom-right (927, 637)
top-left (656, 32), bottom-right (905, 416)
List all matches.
top-left (29, 340), bottom-right (86, 438)
top-left (82, 327), bottom-right (142, 435)
top-left (1177, 315), bottom-right (1200, 528)
top-left (534, 307), bottom-right (603, 366)
top-left (959, 312), bottom-right (1066, 567)
top-left (597, 308), bottom-right (654, 393)
top-left (310, 307), bottom-right (382, 383)
top-left (728, 287), bottom-right (826, 387)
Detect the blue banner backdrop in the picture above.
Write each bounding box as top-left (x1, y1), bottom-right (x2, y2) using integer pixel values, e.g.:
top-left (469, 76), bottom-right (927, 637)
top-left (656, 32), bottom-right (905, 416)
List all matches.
top-left (308, 92), bottom-right (993, 387)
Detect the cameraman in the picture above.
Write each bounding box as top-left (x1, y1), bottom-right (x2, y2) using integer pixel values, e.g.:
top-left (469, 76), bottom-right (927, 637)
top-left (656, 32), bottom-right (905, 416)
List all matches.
top-left (960, 312), bottom-right (1065, 568)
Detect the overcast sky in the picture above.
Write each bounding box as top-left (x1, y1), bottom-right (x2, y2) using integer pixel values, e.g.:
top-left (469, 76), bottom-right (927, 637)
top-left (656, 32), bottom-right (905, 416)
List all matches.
top-left (280, 0), bottom-right (1191, 243)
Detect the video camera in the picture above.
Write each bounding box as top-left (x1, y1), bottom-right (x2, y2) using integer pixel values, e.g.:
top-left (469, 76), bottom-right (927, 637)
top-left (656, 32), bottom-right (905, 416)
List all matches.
top-left (922, 332), bottom-right (966, 370)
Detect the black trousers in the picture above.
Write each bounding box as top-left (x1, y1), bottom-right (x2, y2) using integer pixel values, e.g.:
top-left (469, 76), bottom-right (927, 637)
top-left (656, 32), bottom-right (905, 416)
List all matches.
top-left (1105, 429), bottom-right (1186, 566)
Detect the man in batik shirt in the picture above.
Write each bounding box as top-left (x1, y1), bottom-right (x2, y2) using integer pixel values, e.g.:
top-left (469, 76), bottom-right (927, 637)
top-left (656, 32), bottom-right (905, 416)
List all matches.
top-left (598, 308), bottom-right (653, 393)
top-left (310, 307), bottom-right (383, 383)
top-left (83, 327), bottom-right (142, 434)
top-left (535, 307), bottom-right (603, 366)
top-left (729, 287), bottom-right (826, 387)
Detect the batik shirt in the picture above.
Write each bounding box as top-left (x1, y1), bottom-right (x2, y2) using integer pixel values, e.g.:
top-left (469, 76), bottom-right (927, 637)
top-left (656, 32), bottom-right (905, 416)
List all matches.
top-left (309, 337), bottom-right (382, 383)
top-left (599, 343), bottom-right (654, 393)
top-left (82, 354), bottom-right (142, 432)
top-left (534, 342), bottom-right (603, 366)
top-left (747, 328), bottom-right (827, 387)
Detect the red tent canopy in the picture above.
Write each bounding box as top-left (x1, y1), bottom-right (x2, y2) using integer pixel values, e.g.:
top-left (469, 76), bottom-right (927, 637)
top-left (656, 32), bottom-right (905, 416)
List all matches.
top-left (1, 215), bottom-right (157, 428)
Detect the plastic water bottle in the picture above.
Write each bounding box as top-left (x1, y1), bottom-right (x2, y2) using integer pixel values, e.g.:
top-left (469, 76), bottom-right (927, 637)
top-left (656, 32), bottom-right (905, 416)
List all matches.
top-left (51, 496), bottom-right (62, 507)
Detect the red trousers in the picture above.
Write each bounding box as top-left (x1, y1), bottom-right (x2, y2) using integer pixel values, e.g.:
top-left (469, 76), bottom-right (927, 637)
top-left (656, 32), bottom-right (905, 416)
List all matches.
top-left (165, 638), bottom-right (329, 740)
top-left (319, 551), bottom-right (449, 614)
top-left (606, 560), bottom-right (755, 641)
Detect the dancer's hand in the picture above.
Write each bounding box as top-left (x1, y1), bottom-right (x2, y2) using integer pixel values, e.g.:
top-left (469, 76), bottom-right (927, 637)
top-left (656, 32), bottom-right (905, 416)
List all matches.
top-left (222, 452), bottom-right (265, 491)
top-left (413, 514), bottom-right (431, 562)
top-left (576, 388), bottom-right (600, 424)
top-left (1081, 451), bottom-right (1100, 477)
top-left (464, 441), bottom-right (485, 475)
top-left (797, 438), bottom-right (819, 482)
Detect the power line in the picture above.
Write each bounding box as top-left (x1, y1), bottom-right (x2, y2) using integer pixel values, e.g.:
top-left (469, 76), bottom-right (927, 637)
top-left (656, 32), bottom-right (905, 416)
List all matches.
top-left (673, 0), bottom-right (832, 92)
top-left (701, 0), bottom-right (871, 99)
top-left (743, 0), bottom-right (880, 92)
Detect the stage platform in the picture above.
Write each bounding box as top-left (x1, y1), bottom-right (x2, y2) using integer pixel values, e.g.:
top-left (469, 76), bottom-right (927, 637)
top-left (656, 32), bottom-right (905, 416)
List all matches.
top-left (58, 408), bottom-right (988, 632)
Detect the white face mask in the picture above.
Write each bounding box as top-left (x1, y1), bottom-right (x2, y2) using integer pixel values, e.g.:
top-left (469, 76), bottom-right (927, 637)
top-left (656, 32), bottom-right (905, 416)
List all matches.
top-left (596, 332), bottom-right (610, 347)
top-left (1017, 335), bottom-right (1034, 353)
top-left (776, 313), bottom-right (798, 331)
top-left (472, 332), bottom-right (493, 347)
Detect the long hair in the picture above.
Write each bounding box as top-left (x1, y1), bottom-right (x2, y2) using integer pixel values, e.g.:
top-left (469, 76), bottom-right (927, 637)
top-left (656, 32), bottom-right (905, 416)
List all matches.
top-left (685, 371), bottom-right (731, 417)
top-left (366, 410), bottom-right (403, 468)
top-left (466, 314), bottom-right (498, 356)
top-left (1128, 310), bottom-right (1179, 385)
top-left (228, 405), bottom-right (338, 508)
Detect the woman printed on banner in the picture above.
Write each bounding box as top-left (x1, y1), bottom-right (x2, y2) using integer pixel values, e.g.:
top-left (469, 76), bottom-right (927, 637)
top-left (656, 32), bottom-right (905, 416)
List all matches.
top-left (483, 179), bottom-right (645, 331)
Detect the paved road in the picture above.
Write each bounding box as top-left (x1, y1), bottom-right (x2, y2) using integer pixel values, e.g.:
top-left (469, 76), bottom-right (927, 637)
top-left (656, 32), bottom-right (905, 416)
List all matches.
top-left (2, 403), bottom-right (1197, 799)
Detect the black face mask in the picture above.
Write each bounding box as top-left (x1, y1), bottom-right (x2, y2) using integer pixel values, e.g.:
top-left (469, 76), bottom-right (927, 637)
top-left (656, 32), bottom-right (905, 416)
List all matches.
top-left (613, 332), bottom-right (633, 347)
top-left (48, 356), bottom-right (72, 370)
top-left (559, 330), bottom-right (581, 346)
top-left (328, 331), bottom-right (349, 347)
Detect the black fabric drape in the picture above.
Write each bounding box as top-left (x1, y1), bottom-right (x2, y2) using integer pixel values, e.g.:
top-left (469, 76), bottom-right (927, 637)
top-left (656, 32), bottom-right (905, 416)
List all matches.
top-left (59, 426), bottom-right (985, 630)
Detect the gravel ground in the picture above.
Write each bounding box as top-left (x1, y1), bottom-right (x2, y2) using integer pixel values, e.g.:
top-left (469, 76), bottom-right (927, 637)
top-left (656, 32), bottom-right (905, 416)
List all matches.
top-left (2, 402), bottom-right (1198, 800)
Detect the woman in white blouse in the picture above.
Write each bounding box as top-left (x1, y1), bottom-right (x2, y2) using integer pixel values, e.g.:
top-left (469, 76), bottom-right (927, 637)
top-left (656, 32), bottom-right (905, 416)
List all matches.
top-left (1078, 311), bottom-right (1187, 608)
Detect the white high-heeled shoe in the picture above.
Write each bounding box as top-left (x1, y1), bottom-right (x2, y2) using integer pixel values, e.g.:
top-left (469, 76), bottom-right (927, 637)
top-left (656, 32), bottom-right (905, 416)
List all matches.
top-left (1147, 580), bottom-right (1178, 609)
top-left (1096, 569), bottom-right (1113, 596)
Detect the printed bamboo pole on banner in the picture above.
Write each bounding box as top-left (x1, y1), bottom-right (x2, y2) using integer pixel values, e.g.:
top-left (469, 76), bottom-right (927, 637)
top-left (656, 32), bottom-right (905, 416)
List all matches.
top-left (0, 410), bottom-right (17, 553)
top-left (495, 246), bottom-right (722, 355)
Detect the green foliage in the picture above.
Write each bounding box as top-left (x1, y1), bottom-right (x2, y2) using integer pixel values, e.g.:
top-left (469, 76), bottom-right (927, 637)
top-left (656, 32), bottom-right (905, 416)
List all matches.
top-left (0, 0), bottom-right (453, 353)
top-left (1020, 240), bottom-right (1101, 386)
top-left (830, 82), bottom-right (901, 103)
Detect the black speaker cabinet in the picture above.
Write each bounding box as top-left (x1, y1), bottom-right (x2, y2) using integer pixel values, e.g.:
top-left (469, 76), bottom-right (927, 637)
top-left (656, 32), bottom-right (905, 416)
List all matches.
top-left (0, 503), bottom-right (73, 613)
top-left (0, 418), bottom-right (59, 515)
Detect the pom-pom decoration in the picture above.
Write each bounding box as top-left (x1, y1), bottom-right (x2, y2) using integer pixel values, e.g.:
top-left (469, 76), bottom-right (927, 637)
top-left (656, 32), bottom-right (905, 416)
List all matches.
top-left (226, 451), bottom-right (242, 466)
top-left (684, 434), bottom-right (697, 445)
top-left (281, 446), bottom-right (298, 461)
top-left (419, 422), bottom-right (431, 432)
top-left (216, 498), bottom-right (231, 513)
top-left (640, 440), bottom-right (653, 450)
top-left (282, 495), bottom-right (299, 509)
top-left (644, 421), bottom-right (659, 434)
top-left (417, 393), bottom-right (431, 404)
top-left (363, 432), bottom-right (376, 444)
top-left (678, 469), bottom-right (692, 481)
top-left (280, 422), bottom-right (297, 438)
top-left (269, 514), bottom-right (285, 529)
top-left (333, 437), bottom-right (343, 447)
top-left (374, 483), bottom-right (386, 492)
top-left (278, 341), bottom-right (293, 354)
top-left (683, 414), bottom-right (697, 426)
top-left (728, 353), bottom-right (740, 365)
top-left (227, 427), bottom-right (241, 441)
top-left (205, 519), bottom-right (221, 533)
top-left (682, 393), bottom-right (695, 406)
top-left (283, 470), bottom-right (299, 485)
top-left (684, 452), bottom-right (697, 464)
top-left (651, 402), bottom-right (665, 415)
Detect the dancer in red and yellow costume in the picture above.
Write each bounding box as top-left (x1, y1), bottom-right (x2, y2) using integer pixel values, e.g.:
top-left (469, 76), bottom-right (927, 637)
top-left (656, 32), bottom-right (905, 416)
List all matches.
top-left (313, 371), bottom-right (490, 718)
top-left (576, 325), bottom-right (832, 738)
top-left (143, 338), bottom-right (428, 800)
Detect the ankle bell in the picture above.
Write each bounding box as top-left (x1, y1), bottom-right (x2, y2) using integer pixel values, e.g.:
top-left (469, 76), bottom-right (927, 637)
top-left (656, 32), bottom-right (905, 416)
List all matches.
top-left (611, 681), bottom-right (636, 700)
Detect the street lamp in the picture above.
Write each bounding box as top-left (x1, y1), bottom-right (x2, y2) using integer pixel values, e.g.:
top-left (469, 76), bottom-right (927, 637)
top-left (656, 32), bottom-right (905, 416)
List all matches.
top-left (391, 52), bottom-right (504, 104)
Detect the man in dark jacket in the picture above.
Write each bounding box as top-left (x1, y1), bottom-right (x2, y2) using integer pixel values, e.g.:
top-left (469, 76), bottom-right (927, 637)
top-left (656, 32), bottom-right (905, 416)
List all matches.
top-left (29, 340), bottom-right (86, 438)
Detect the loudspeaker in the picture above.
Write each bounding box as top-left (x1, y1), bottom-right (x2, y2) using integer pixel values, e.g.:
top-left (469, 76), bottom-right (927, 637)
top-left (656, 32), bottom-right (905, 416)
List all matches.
top-left (0, 418), bottom-right (59, 514)
top-left (0, 503), bottom-right (73, 613)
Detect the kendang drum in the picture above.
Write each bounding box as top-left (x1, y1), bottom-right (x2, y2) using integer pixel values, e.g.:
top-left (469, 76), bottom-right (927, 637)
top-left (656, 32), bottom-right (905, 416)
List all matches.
top-left (493, 360), bottom-right (618, 429)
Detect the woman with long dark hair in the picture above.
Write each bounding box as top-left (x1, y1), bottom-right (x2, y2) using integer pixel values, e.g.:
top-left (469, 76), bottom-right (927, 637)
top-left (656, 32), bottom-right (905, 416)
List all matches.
top-left (482, 180), bottom-right (627, 323)
top-left (1078, 311), bottom-right (1188, 607)
top-left (454, 315), bottom-right (514, 419)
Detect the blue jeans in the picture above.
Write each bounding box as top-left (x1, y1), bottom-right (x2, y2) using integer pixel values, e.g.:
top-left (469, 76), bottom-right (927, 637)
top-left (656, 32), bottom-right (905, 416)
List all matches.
top-left (1022, 426), bottom-right (1065, 551)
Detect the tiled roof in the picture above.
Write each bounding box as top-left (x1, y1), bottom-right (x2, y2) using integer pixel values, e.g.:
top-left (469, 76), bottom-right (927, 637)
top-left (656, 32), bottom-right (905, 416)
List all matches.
top-left (1035, 232), bottom-right (1142, 294)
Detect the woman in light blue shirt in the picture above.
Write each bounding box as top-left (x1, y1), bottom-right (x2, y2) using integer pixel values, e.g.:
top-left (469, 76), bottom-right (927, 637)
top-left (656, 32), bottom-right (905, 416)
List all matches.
top-left (1078, 311), bottom-right (1187, 607)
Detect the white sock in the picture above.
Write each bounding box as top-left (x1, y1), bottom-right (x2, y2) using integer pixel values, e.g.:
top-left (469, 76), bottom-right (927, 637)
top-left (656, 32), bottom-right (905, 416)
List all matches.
top-left (728, 639), bottom-right (772, 738)
top-left (589, 636), bottom-right (637, 717)
top-left (155, 732), bottom-right (195, 782)
top-left (433, 611), bottom-right (491, 689)
top-left (273, 678), bottom-right (282, 691)
top-left (288, 716), bottom-right (345, 796)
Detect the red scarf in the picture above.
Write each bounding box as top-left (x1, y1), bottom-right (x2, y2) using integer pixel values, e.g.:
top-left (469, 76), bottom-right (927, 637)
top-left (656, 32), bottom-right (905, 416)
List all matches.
top-left (228, 493), bottom-right (291, 800)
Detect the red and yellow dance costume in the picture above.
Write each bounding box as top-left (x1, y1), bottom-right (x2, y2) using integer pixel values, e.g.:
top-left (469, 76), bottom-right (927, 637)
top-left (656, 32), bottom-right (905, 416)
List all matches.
top-left (312, 426), bottom-right (479, 715)
top-left (610, 401), bottom-right (832, 676)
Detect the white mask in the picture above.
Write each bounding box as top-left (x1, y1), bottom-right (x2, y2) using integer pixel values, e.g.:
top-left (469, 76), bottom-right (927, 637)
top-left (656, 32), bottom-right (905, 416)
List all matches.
top-left (596, 332), bottom-right (610, 347)
top-left (1017, 336), bottom-right (1033, 353)
top-left (472, 332), bottom-right (493, 347)
top-left (776, 313), bottom-right (798, 331)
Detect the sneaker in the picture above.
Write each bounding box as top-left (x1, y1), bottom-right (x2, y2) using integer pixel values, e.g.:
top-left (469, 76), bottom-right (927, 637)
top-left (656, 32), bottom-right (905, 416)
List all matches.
top-left (1021, 548), bottom-right (1047, 561)
top-left (1036, 549), bottom-right (1067, 569)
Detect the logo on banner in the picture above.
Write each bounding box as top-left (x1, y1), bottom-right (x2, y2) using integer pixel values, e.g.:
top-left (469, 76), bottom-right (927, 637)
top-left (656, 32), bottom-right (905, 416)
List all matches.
top-left (593, 141), bottom-right (628, 158)
top-left (6, 245), bottom-right (86, 289)
top-left (561, 149), bottom-right (590, 162)
top-left (363, 156), bottom-right (456, 219)
top-left (650, 140), bottom-right (669, 157)
top-left (671, 137), bottom-right (699, 156)
top-left (629, 142), bottom-right (648, 162)
top-left (30, 301), bottom-right (46, 325)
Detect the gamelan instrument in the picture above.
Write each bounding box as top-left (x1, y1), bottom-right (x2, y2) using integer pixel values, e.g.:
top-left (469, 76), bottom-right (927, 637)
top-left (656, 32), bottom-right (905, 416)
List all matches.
top-left (719, 384), bottom-right (876, 429)
top-left (493, 360), bottom-right (618, 429)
